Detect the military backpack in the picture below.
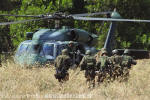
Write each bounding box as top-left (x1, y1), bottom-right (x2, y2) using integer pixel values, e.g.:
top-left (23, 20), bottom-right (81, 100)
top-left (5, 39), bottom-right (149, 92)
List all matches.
top-left (85, 56), bottom-right (95, 70)
top-left (121, 56), bottom-right (131, 67)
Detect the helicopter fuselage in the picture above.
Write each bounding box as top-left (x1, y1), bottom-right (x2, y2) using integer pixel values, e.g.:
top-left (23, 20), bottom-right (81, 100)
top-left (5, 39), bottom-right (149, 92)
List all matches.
top-left (14, 27), bottom-right (98, 66)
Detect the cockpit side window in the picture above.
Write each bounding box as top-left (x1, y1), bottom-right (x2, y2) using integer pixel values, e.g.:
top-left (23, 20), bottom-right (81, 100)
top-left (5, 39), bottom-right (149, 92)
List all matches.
top-left (41, 44), bottom-right (54, 56)
top-left (16, 43), bottom-right (29, 55)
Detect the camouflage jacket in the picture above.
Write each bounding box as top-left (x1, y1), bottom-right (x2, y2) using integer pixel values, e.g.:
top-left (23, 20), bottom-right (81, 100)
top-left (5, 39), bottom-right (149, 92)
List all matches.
top-left (121, 55), bottom-right (137, 68)
top-left (79, 55), bottom-right (96, 71)
top-left (110, 55), bottom-right (122, 66)
top-left (96, 56), bottom-right (112, 71)
top-left (54, 54), bottom-right (72, 71)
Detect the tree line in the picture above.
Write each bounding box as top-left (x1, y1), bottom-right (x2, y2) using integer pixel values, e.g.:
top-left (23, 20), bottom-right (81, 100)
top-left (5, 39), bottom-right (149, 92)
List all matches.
top-left (0, 0), bottom-right (150, 54)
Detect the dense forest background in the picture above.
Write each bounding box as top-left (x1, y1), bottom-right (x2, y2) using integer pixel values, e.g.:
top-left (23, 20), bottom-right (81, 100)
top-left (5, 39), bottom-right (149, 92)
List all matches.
top-left (0, 0), bottom-right (150, 54)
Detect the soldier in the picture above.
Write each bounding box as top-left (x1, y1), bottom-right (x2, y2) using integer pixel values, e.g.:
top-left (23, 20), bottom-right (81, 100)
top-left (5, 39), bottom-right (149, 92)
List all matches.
top-left (95, 48), bottom-right (107, 61)
top-left (121, 49), bottom-right (137, 81)
top-left (96, 49), bottom-right (112, 83)
top-left (67, 41), bottom-right (84, 65)
top-left (79, 50), bottom-right (96, 88)
top-left (54, 49), bottom-right (72, 83)
top-left (67, 41), bottom-right (75, 56)
top-left (66, 41), bottom-right (76, 67)
top-left (110, 49), bottom-right (122, 80)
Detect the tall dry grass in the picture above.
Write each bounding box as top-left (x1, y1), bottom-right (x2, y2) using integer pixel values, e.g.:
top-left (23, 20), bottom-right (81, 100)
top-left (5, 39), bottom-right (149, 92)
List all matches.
top-left (0, 59), bottom-right (149, 100)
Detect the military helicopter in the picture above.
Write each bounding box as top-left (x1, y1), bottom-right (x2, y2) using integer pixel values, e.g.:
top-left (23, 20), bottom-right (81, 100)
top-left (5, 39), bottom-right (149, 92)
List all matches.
top-left (0, 10), bottom-right (149, 66)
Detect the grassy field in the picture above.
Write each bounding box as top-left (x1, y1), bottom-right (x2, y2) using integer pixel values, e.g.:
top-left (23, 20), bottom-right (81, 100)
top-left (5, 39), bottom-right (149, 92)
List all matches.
top-left (0, 59), bottom-right (149, 100)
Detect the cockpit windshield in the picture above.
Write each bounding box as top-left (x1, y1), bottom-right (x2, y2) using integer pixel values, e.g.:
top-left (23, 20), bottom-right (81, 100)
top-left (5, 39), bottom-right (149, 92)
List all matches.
top-left (16, 43), bottom-right (30, 55)
top-left (27, 44), bottom-right (41, 54)
top-left (41, 44), bottom-right (54, 56)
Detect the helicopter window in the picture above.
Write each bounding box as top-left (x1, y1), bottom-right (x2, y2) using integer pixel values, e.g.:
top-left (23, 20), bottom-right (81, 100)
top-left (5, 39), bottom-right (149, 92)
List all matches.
top-left (70, 30), bottom-right (78, 40)
top-left (33, 44), bottom-right (40, 51)
top-left (28, 44), bottom-right (41, 54)
top-left (23, 43), bottom-right (41, 54)
top-left (56, 44), bottom-right (67, 56)
top-left (17, 43), bottom-right (29, 55)
top-left (42, 44), bottom-right (54, 56)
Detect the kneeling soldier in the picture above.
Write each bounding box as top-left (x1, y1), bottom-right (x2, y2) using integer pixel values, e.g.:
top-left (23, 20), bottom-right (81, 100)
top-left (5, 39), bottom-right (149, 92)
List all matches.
top-left (96, 49), bottom-right (112, 84)
top-left (121, 49), bottom-right (137, 81)
top-left (110, 49), bottom-right (123, 80)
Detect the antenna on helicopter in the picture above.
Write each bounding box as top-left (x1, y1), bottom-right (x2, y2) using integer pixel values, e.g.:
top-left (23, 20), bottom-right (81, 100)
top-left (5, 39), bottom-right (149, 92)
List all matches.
top-left (104, 8), bottom-right (121, 55)
top-left (111, 8), bottom-right (121, 19)
top-left (55, 20), bottom-right (61, 29)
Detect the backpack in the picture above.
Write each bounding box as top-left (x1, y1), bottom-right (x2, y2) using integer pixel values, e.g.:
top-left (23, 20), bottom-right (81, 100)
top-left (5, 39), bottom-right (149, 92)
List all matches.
top-left (56, 55), bottom-right (63, 69)
top-left (121, 56), bottom-right (131, 67)
top-left (100, 56), bottom-right (109, 69)
top-left (85, 56), bottom-right (95, 70)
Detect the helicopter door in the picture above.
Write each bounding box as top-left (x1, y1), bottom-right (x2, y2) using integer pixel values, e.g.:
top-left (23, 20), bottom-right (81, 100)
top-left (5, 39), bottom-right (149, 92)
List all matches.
top-left (41, 43), bottom-right (55, 60)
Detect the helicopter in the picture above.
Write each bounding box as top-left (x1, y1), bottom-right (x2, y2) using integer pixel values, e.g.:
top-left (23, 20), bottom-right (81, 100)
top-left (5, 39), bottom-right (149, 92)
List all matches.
top-left (0, 10), bottom-right (149, 66)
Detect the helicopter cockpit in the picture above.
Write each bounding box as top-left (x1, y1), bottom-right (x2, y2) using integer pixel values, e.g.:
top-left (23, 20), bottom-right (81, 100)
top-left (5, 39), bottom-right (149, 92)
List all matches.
top-left (14, 40), bottom-right (86, 66)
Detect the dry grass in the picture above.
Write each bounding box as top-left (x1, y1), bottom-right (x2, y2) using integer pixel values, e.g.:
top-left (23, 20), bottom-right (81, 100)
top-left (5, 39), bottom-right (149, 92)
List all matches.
top-left (0, 59), bottom-right (149, 100)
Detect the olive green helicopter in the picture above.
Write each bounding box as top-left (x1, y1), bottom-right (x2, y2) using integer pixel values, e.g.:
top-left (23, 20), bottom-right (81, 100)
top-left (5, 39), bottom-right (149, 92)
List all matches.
top-left (0, 10), bottom-right (149, 66)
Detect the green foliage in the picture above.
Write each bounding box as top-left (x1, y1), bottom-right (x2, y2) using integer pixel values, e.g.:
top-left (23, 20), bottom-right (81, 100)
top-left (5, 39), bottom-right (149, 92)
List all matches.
top-left (1, 0), bottom-right (150, 53)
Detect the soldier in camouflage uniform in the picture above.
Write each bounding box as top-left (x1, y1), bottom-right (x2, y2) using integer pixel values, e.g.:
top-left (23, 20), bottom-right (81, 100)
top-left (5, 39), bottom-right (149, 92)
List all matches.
top-left (54, 49), bottom-right (72, 83)
top-left (67, 41), bottom-right (76, 58)
top-left (79, 50), bottom-right (96, 88)
top-left (95, 48), bottom-right (107, 61)
top-left (67, 41), bottom-right (84, 65)
top-left (121, 49), bottom-right (137, 81)
top-left (96, 49), bottom-right (112, 83)
top-left (110, 49), bottom-right (122, 80)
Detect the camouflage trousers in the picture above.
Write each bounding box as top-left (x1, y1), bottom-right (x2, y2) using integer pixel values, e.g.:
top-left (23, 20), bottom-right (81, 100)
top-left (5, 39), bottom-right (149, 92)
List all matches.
top-left (97, 69), bottom-right (112, 84)
top-left (54, 70), bottom-right (69, 83)
top-left (111, 65), bottom-right (122, 80)
top-left (85, 70), bottom-right (96, 88)
top-left (121, 67), bottom-right (130, 81)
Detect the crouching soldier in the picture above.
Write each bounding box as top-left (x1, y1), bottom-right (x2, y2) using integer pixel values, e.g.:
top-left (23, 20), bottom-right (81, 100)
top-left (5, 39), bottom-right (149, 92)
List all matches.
top-left (54, 49), bottom-right (72, 83)
top-left (79, 50), bottom-right (96, 88)
top-left (110, 49), bottom-right (123, 80)
top-left (121, 49), bottom-right (137, 81)
top-left (96, 50), bottom-right (112, 84)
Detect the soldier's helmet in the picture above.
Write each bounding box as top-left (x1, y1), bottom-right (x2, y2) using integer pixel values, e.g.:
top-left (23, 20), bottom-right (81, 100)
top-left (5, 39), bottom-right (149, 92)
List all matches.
top-left (112, 49), bottom-right (119, 55)
top-left (101, 48), bottom-right (106, 51)
top-left (62, 49), bottom-right (68, 55)
top-left (124, 49), bottom-right (130, 54)
top-left (85, 50), bottom-right (91, 55)
top-left (101, 50), bottom-right (108, 55)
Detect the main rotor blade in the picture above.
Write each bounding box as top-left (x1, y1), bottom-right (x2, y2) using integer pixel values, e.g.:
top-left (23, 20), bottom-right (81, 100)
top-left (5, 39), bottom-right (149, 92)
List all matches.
top-left (72, 12), bottom-right (111, 17)
top-left (0, 14), bottom-right (44, 18)
top-left (73, 16), bottom-right (150, 23)
top-left (0, 17), bottom-right (49, 26)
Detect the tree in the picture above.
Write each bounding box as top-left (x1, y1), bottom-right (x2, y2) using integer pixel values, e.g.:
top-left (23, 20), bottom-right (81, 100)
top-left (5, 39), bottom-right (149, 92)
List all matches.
top-left (1, 0), bottom-right (150, 53)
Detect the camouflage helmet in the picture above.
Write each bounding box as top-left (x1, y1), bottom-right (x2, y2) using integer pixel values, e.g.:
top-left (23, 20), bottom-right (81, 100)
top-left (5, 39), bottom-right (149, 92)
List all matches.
top-left (124, 49), bottom-right (130, 54)
top-left (62, 49), bottom-right (68, 55)
top-left (101, 48), bottom-right (106, 51)
top-left (85, 50), bottom-right (91, 55)
top-left (101, 50), bottom-right (108, 55)
top-left (112, 49), bottom-right (119, 55)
